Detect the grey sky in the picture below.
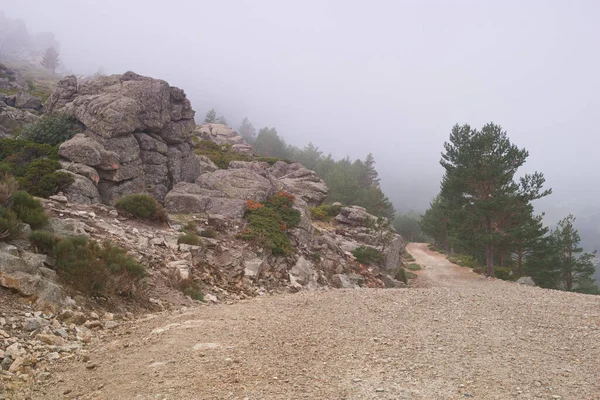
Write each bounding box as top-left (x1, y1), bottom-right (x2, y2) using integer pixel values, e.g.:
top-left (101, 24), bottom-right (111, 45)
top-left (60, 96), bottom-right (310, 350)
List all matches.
top-left (1, 0), bottom-right (599, 226)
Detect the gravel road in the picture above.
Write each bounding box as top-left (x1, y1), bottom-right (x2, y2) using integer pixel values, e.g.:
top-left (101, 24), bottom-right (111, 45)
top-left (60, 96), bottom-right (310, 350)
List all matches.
top-left (28, 243), bottom-right (600, 400)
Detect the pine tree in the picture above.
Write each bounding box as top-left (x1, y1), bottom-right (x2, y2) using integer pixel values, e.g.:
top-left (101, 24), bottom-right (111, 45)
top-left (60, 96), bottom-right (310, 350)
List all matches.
top-left (551, 215), bottom-right (596, 291)
top-left (363, 153), bottom-right (380, 187)
top-left (41, 47), bottom-right (59, 73)
top-left (239, 117), bottom-right (257, 143)
top-left (204, 109), bottom-right (217, 124)
top-left (420, 195), bottom-right (450, 251)
top-left (216, 116), bottom-right (228, 125)
top-left (440, 123), bottom-right (551, 276)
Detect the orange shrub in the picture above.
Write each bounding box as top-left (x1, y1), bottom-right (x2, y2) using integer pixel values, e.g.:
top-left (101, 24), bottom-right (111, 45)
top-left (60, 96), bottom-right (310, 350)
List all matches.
top-left (246, 200), bottom-right (264, 210)
top-left (276, 191), bottom-right (296, 204)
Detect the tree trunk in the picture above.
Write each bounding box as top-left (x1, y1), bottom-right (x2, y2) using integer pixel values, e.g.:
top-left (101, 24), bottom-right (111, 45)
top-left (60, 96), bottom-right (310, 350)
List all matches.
top-left (500, 252), bottom-right (504, 267)
top-left (486, 244), bottom-right (494, 277)
top-left (450, 247), bottom-right (455, 257)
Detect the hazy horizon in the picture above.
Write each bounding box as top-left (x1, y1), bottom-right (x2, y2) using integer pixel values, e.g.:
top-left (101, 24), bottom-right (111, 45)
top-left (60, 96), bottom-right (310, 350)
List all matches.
top-left (2, 1), bottom-right (599, 239)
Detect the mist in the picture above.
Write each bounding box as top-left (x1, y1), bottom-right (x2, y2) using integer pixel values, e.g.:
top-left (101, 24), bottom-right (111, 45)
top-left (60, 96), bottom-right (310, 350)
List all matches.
top-left (2, 0), bottom-right (599, 246)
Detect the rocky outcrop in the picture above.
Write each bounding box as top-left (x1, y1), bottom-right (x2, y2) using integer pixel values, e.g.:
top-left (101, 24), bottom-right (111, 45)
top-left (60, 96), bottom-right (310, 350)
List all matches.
top-left (48, 72), bottom-right (201, 204)
top-left (0, 63), bottom-right (29, 92)
top-left (195, 124), bottom-right (255, 155)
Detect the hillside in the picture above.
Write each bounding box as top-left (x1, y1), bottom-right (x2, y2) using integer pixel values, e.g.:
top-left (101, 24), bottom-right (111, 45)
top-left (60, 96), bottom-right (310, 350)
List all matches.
top-left (14, 244), bottom-right (600, 399)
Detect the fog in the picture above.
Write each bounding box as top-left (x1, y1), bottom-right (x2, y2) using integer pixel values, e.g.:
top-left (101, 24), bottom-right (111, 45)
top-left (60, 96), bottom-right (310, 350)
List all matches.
top-left (2, 1), bottom-right (599, 245)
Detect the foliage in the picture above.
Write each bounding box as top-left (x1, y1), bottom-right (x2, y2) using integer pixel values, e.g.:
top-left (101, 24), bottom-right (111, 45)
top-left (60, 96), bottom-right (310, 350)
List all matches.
top-left (0, 206), bottom-right (20, 241)
top-left (12, 190), bottom-right (48, 229)
top-left (352, 246), bottom-right (384, 266)
top-left (494, 266), bottom-right (514, 281)
top-left (0, 173), bottom-right (18, 206)
top-left (28, 230), bottom-right (58, 254)
top-left (239, 117), bottom-right (257, 143)
top-left (115, 194), bottom-right (167, 223)
top-left (394, 213), bottom-right (423, 242)
top-left (403, 251), bottom-right (415, 262)
top-left (0, 138), bottom-right (70, 198)
top-left (177, 232), bottom-right (203, 246)
top-left (525, 215), bottom-right (597, 292)
top-left (438, 123), bottom-right (551, 276)
top-left (246, 199), bottom-right (264, 210)
top-left (240, 192), bottom-right (301, 255)
top-left (204, 108), bottom-right (216, 124)
top-left (407, 263), bottom-right (421, 271)
top-left (22, 114), bottom-right (81, 146)
top-left (405, 270), bottom-right (417, 279)
top-left (472, 267), bottom-right (485, 275)
top-left (51, 236), bottom-right (145, 294)
top-left (309, 204), bottom-right (342, 222)
top-left (193, 139), bottom-right (251, 169)
top-left (394, 266), bottom-right (407, 284)
top-left (448, 254), bottom-right (479, 269)
top-left (41, 47), bottom-right (59, 73)
top-left (17, 159), bottom-right (73, 198)
top-left (199, 228), bottom-right (217, 239)
top-left (179, 278), bottom-right (204, 301)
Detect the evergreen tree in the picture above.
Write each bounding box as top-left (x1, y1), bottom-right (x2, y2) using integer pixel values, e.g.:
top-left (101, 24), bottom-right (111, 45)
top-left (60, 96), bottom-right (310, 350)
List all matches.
top-left (363, 153), bottom-right (380, 187)
top-left (204, 109), bottom-right (217, 124)
top-left (254, 127), bottom-right (289, 159)
top-left (394, 214), bottom-right (422, 242)
top-left (420, 195), bottom-right (450, 251)
top-left (551, 215), bottom-right (597, 291)
top-left (439, 123), bottom-right (551, 276)
top-left (239, 117), bottom-right (257, 143)
top-left (41, 47), bottom-right (59, 73)
top-left (217, 116), bottom-right (228, 125)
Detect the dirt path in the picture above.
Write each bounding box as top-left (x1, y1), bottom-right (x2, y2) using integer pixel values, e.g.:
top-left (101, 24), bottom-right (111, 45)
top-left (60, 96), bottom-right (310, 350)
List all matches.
top-left (24, 243), bottom-right (600, 400)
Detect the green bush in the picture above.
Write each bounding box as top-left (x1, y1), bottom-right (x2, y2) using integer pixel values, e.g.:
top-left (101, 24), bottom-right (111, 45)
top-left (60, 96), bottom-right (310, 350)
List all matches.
top-left (181, 221), bottom-right (198, 234)
top-left (0, 206), bottom-right (21, 241)
top-left (449, 254), bottom-right (480, 269)
top-left (179, 279), bottom-right (204, 301)
top-left (178, 232), bottom-right (203, 246)
top-left (394, 266), bottom-right (407, 284)
top-left (404, 251), bottom-right (416, 262)
top-left (22, 114), bottom-right (82, 146)
top-left (352, 246), bottom-right (385, 266)
top-left (199, 228), bottom-right (217, 238)
top-left (0, 173), bottom-right (19, 207)
top-left (115, 194), bottom-right (167, 223)
top-left (17, 159), bottom-right (73, 198)
top-left (240, 192), bottom-right (301, 256)
top-left (494, 266), bottom-right (513, 281)
top-left (193, 140), bottom-right (251, 169)
top-left (12, 191), bottom-right (48, 229)
top-left (0, 139), bottom-right (69, 198)
top-left (473, 267), bottom-right (485, 275)
top-left (407, 263), bottom-right (421, 271)
top-left (53, 236), bottom-right (145, 294)
top-left (309, 204), bottom-right (342, 222)
top-left (28, 230), bottom-right (58, 254)
top-left (406, 270), bottom-right (417, 279)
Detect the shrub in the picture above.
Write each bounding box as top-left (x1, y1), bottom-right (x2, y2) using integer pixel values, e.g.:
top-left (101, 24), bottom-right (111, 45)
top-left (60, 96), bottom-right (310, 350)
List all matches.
top-left (17, 159), bottom-right (73, 198)
top-left (246, 200), bottom-right (264, 210)
top-left (406, 270), bottom-right (417, 279)
top-left (449, 254), bottom-right (479, 269)
top-left (29, 230), bottom-right (58, 254)
top-left (0, 206), bottom-right (20, 241)
top-left (407, 263), bottom-right (421, 271)
top-left (115, 194), bottom-right (167, 223)
top-left (179, 279), bottom-right (204, 301)
top-left (199, 228), bottom-right (217, 239)
top-left (473, 267), bottom-right (485, 275)
top-left (240, 193), bottom-right (301, 256)
top-left (394, 267), bottom-right (407, 284)
top-left (178, 232), bottom-right (203, 246)
top-left (309, 204), bottom-right (342, 222)
top-left (0, 173), bottom-right (19, 206)
top-left (352, 246), bottom-right (385, 266)
top-left (181, 221), bottom-right (198, 234)
top-left (403, 251), bottom-right (416, 262)
top-left (12, 191), bottom-right (48, 229)
top-left (193, 140), bottom-right (251, 169)
top-left (53, 236), bottom-right (146, 294)
top-left (494, 266), bottom-right (513, 281)
top-left (22, 114), bottom-right (82, 146)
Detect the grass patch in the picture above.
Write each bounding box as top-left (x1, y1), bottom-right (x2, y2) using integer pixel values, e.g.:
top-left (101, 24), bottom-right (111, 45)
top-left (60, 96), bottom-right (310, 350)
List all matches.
top-left (309, 204), bottom-right (342, 222)
top-left (406, 263), bottom-right (421, 271)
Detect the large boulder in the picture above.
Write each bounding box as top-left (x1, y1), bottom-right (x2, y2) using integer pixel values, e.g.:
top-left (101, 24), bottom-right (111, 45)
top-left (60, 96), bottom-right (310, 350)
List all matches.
top-left (164, 182), bottom-right (247, 219)
top-left (0, 63), bottom-right (29, 92)
top-left (14, 91), bottom-right (42, 110)
top-left (195, 168), bottom-right (276, 203)
top-left (335, 206), bottom-right (375, 227)
top-left (195, 124), bottom-right (255, 155)
top-left (47, 72), bottom-right (201, 204)
top-left (270, 162), bottom-right (328, 206)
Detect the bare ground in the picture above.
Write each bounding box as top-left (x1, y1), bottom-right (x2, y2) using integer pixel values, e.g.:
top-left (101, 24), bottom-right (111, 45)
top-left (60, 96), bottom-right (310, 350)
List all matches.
top-left (21, 243), bottom-right (600, 400)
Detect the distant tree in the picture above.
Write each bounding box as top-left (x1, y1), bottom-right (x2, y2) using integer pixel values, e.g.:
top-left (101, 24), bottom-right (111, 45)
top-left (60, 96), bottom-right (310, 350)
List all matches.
top-left (216, 116), bottom-right (228, 125)
top-left (239, 117), bottom-right (257, 143)
top-left (363, 153), bottom-right (380, 187)
top-left (440, 123), bottom-right (551, 276)
top-left (551, 215), bottom-right (597, 291)
top-left (204, 108), bottom-right (217, 124)
top-left (253, 127), bottom-right (289, 159)
top-left (41, 47), bottom-right (59, 73)
top-left (394, 214), bottom-right (422, 242)
top-left (420, 195), bottom-right (450, 251)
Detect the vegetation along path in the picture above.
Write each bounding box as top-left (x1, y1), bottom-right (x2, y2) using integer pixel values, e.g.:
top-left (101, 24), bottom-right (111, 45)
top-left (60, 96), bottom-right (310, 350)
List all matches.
top-left (25, 244), bottom-right (600, 400)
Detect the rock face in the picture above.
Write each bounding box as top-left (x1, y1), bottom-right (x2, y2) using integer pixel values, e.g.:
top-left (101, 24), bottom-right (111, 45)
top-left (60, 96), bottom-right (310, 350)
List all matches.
top-left (47, 72), bottom-right (201, 204)
top-left (516, 276), bottom-right (536, 286)
top-left (195, 124), bottom-right (255, 155)
top-left (0, 63), bottom-right (29, 92)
